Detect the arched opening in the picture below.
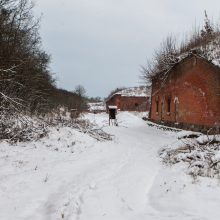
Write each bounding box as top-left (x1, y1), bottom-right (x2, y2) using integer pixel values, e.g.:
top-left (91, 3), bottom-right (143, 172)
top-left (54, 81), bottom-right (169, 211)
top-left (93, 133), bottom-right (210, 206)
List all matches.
top-left (174, 97), bottom-right (179, 123)
top-left (167, 97), bottom-right (171, 113)
top-left (156, 100), bottom-right (159, 113)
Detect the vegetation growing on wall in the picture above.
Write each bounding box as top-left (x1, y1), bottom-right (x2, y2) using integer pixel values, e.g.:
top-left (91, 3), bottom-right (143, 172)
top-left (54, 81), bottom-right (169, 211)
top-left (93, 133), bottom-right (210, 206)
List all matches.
top-left (141, 11), bottom-right (220, 83)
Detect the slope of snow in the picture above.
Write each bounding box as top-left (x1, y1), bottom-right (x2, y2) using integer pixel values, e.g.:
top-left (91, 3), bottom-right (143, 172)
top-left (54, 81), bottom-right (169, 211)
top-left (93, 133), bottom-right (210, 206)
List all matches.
top-left (0, 112), bottom-right (220, 220)
top-left (118, 87), bottom-right (150, 97)
top-left (110, 86), bottom-right (151, 98)
top-left (181, 37), bottom-right (220, 68)
top-left (203, 37), bottom-right (220, 67)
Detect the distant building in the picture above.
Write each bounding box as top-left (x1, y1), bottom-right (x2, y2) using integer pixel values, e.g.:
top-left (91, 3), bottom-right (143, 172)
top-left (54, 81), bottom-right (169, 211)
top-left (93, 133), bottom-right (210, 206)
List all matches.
top-left (88, 102), bottom-right (106, 113)
top-left (149, 53), bottom-right (220, 133)
top-left (106, 86), bottom-right (151, 112)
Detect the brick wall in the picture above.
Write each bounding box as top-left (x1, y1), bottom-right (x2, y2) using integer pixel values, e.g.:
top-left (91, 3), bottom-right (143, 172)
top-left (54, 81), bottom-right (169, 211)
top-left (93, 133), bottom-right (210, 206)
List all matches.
top-left (106, 95), bottom-right (149, 112)
top-left (106, 94), bottom-right (121, 112)
top-left (150, 55), bottom-right (220, 131)
top-left (120, 96), bottom-right (148, 111)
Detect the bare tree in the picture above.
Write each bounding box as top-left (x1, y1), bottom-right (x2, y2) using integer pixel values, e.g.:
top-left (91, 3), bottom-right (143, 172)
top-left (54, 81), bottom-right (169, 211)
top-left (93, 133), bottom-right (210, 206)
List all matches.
top-left (141, 35), bottom-right (178, 84)
top-left (141, 11), bottom-right (218, 85)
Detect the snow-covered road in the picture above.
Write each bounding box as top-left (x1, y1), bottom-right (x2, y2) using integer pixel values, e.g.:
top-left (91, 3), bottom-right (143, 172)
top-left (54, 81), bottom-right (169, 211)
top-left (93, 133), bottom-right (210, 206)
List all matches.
top-left (79, 112), bottom-right (172, 220)
top-left (1, 112), bottom-right (220, 220)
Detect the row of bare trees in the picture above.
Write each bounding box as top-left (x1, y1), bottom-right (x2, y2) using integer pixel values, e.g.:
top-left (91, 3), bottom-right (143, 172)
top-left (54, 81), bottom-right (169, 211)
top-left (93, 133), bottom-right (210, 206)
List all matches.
top-left (141, 11), bottom-right (219, 83)
top-left (0, 0), bottom-right (51, 113)
top-left (0, 0), bottom-right (87, 117)
top-left (0, 0), bottom-right (88, 140)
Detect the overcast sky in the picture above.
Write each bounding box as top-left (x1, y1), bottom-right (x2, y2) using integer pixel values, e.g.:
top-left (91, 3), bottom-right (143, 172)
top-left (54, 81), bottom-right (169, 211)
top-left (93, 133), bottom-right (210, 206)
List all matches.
top-left (35, 0), bottom-right (220, 97)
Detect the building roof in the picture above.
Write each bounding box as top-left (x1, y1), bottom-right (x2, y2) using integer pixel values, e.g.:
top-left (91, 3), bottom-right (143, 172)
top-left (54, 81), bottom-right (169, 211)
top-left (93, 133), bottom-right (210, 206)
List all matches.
top-left (106, 86), bottom-right (151, 102)
top-left (153, 51), bottom-right (220, 83)
top-left (152, 36), bottom-right (220, 81)
top-left (175, 50), bottom-right (220, 69)
top-left (115, 86), bottom-right (150, 97)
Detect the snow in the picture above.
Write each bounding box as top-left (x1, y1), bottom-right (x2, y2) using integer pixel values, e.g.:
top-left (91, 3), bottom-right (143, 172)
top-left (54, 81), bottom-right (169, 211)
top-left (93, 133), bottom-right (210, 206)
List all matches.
top-left (110, 86), bottom-right (151, 99)
top-left (88, 102), bottom-right (106, 112)
top-left (203, 37), bottom-right (220, 68)
top-left (176, 130), bottom-right (201, 139)
top-left (196, 134), bottom-right (220, 144)
top-left (1, 112), bottom-right (220, 220)
top-left (117, 87), bottom-right (150, 97)
top-left (108, 105), bottom-right (117, 109)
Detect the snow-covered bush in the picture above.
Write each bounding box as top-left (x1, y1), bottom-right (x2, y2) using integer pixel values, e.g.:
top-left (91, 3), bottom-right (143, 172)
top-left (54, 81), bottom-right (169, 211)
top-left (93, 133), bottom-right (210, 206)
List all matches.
top-left (0, 114), bottom-right (47, 143)
top-left (0, 106), bottom-right (112, 143)
top-left (160, 133), bottom-right (220, 179)
top-left (42, 108), bottom-right (112, 142)
top-left (0, 1), bottom-right (89, 143)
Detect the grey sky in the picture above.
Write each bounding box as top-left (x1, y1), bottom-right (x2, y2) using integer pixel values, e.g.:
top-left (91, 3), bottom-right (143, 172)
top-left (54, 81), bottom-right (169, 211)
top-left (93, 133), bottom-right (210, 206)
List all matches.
top-left (35, 0), bottom-right (220, 97)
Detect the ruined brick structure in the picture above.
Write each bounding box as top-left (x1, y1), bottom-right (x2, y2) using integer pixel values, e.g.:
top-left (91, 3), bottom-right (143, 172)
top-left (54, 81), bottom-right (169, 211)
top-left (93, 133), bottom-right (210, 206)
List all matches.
top-left (150, 54), bottom-right (220, 133)
top-left (106, 87), bottom-right (150, 112)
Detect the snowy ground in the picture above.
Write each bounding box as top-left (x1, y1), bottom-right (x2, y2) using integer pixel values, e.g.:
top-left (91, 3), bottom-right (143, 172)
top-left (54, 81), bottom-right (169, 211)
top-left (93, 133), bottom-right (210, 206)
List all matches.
top-left (1, 112), bottom-right (220, 220)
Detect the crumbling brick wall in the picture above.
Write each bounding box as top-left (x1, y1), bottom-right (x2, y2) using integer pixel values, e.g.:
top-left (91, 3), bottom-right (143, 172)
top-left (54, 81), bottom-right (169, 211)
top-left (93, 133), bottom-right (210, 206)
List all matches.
top-left (106, 95), bottom-right (149, 112)
top-left (150, 55), bottom-right (220, 132)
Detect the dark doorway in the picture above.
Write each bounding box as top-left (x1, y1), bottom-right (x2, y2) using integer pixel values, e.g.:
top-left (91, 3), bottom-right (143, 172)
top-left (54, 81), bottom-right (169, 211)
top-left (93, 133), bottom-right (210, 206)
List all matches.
top-left (160, 101), bottom-right (164, 121)
top-left (174, 100), bottom-right (179, 122)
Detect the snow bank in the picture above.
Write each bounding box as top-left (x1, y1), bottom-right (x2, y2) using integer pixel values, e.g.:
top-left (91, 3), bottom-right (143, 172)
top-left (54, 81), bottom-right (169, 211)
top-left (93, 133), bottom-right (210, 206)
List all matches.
top-left (177, 130), bottom-right (202, 139)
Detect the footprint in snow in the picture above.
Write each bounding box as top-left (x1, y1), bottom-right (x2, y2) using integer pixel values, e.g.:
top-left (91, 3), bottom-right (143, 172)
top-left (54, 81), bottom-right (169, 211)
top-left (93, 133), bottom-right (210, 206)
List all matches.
top-left (89, 182), bottom-right (97, 190)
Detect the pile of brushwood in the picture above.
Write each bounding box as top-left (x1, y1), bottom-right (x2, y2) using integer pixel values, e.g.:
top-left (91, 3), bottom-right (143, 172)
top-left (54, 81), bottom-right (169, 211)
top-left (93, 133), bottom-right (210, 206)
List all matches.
top-left (160, 132), bottom-right (220, 179)
top-left (44, 108), bottom-right (113, 142)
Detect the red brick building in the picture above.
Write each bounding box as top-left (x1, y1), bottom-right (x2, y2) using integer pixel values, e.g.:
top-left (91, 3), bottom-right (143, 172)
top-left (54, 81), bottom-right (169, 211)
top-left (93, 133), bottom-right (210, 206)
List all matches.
top-left (149, 54), bottom-right (220, 132)
top-left (106, 87), bottom-right (151, 112)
